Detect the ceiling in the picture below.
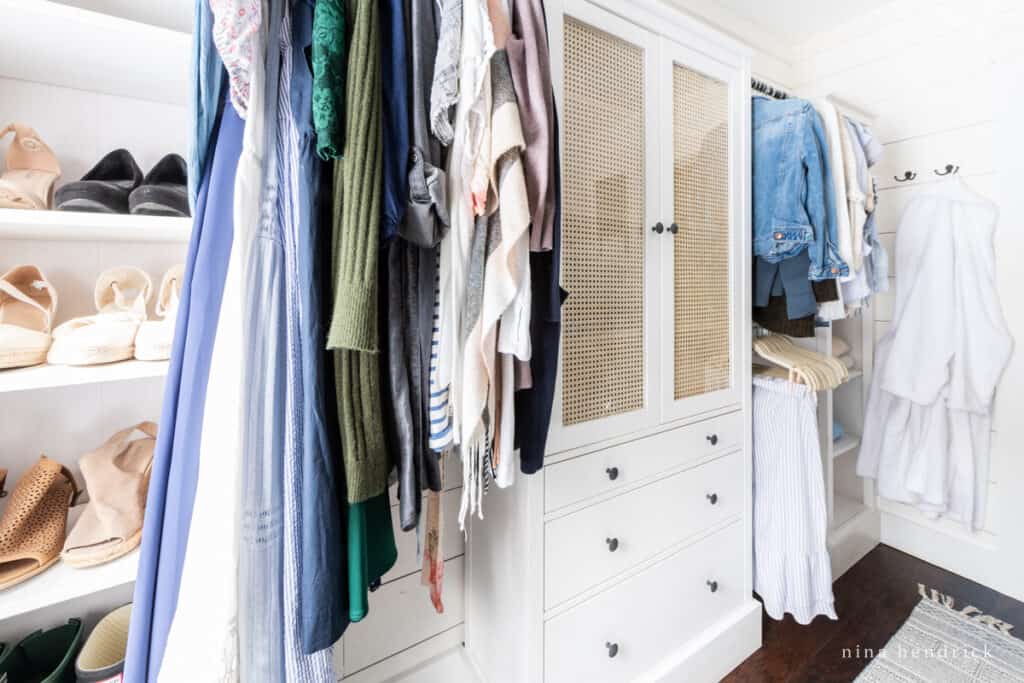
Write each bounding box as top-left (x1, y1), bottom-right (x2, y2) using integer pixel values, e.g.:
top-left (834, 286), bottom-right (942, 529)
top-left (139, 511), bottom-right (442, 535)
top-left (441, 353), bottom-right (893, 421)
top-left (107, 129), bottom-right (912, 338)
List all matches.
top-left (709, 0), bottom-right (894, 45)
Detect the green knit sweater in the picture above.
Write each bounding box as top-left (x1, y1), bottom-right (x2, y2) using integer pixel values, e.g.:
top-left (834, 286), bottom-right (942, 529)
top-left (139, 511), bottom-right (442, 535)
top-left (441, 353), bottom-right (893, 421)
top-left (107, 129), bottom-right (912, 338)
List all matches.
top-left (328, 0), bottom-right (391, 504)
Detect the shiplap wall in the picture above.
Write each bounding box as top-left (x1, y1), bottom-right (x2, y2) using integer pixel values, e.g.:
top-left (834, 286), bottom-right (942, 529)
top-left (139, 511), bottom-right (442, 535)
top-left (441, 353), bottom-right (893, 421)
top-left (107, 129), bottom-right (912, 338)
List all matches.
top-left (791, 0), bottom-right (1024, 599)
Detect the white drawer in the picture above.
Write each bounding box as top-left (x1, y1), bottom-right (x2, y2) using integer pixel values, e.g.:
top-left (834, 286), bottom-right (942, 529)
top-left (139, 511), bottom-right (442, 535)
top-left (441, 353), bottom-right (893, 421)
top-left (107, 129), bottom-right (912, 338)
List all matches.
top-left (381, 488), bottom-right (464, 584)
top-left (545, 411), bottom-right (742, 512)
top-left (340, 555), bottom-right (465, 675)
top-left (545, 522), bottom-right (744, 683)
top-left (545, 451), bottom-right (741, 608)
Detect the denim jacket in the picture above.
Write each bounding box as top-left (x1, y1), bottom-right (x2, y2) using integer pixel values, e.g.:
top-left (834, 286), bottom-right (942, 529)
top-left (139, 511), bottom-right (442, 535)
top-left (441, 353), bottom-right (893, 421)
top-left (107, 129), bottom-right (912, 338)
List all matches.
top-left (753, 97), bottom-right (848, 280)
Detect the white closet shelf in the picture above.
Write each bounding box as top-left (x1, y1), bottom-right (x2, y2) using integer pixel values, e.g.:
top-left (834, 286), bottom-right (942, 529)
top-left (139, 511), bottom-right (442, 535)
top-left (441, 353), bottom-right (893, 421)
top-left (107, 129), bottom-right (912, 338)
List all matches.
top-left (0, 209), bottom-right (192, 243)
top-left (1, 550), bottom-right (138, 621)
top-left (0, 360), bottom-right (169, 394)
top-left (0, 0), bottom-right (190, 106)
top-left (833, 433), bottom-right (861, 458)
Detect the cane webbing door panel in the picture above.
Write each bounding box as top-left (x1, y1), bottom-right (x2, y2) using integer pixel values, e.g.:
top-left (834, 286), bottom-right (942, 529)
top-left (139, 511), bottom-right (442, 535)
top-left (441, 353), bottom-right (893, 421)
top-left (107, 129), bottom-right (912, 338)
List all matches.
top-left (661, 41), bottom-right (742, 421)
top-left (551, 2), bottom-right (661, 452)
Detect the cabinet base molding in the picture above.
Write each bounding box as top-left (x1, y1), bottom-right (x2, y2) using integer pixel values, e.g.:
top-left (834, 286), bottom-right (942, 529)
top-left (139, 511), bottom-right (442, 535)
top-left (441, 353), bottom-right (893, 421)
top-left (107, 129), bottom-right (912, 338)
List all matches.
top-left (640, 600), bottom-right (762, 683)
top-left (828, 507), bottom-right (881, 581)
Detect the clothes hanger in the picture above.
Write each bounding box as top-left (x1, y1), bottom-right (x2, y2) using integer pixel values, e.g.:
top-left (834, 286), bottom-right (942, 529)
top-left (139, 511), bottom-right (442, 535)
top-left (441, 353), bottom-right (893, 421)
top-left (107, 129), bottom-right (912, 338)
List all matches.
top-left (753, 334), bottom-right (848, 391)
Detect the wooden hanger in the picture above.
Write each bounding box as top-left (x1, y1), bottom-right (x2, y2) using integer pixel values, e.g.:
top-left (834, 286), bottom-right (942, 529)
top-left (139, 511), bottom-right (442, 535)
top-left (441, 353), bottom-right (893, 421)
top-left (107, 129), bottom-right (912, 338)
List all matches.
top-left (753, 334), bottom-right (849, 392)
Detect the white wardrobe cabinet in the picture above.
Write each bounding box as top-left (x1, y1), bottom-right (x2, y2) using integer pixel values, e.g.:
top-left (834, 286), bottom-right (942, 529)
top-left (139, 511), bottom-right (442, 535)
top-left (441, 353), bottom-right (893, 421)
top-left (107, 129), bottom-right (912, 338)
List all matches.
top-left (464, 2), bottom-right (758, 682)
top-left (547, 0), bottom-right (747, 457)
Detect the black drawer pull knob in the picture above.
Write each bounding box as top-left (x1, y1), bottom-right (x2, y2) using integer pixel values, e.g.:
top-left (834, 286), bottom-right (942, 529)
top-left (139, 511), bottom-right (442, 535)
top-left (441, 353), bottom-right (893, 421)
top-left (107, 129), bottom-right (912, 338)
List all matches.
top-left (606, 642), bottom-right (619, 658)
top-left (706, 493), bottom-right (718, 505)
top-left (667, 222), bottom-right (679, 234)
top-left (707, 579), bottom-right (719, 593)
top-left (707, 434), bottom-right (719, 446)
top-left (651, 222), bottom-right (665, 234)
top-left (605, 466), bottom-right (619, 481)
top-left (606, 537), bottom-right (619, 552)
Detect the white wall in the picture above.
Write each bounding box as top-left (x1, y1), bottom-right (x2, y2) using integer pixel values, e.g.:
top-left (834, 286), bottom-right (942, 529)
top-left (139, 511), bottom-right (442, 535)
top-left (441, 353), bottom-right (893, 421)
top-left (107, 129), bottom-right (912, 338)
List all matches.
top-left (791, 0), bottom-right (1024, 600)
top-left (664, 0), bottom-right (797, 88)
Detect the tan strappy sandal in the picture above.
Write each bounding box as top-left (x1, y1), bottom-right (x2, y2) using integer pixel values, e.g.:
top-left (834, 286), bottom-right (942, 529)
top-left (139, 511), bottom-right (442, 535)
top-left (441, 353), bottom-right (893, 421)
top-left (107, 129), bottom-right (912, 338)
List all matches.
top-left (0, 456), bottom-right (80, 590)
top-left (0, 265), bottom-right (58, 369)
top-left (62, 422), bottom-right (157, 568)
top-left (47, 266), bottom-right (151, 366)
top-left (0, 124), bottom-right (61, 210)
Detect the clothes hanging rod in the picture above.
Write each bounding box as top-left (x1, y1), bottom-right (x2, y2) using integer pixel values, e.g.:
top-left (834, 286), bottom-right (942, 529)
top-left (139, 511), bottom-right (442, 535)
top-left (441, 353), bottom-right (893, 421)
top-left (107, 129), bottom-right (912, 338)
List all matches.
top-left (751, 77), bottom-right (790, 100)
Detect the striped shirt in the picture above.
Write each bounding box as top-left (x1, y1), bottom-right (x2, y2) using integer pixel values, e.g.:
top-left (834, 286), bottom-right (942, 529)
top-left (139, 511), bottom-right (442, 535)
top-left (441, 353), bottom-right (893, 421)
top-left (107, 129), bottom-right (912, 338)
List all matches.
top-left (428, 250), bottom-right (453, 451)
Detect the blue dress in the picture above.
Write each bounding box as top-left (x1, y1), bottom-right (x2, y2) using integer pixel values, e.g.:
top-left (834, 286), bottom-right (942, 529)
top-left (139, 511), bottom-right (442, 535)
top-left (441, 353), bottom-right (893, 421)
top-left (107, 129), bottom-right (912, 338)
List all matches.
top-left (125, 99), bottom-right (242, 682)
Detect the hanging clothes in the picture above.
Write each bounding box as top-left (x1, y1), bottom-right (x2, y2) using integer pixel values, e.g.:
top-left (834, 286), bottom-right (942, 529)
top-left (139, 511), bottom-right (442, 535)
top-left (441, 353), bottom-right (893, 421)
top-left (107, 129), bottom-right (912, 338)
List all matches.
top-left (311, 0), bottom-right (346, 160)
top-left (380, 0), bottom-right (410, 241)
top-left (430, 0), bottom-right (463, 146)
top-left (188, 0), bottom-right (225, 208)
top-left (507, 0), bottom-right (556, 252)
top-left (327, 0), bottom-right (391, 504)
top-left (326, 0), bottom-right (398, 624)
top-left (389, 0), bottom-right (448, 535)
top-left (292, 0), bottom-right (349, 656)
top-left (380, 0), bottom-right (428, 533)
top-left (752, 376), bottom-right (837, 625)
top-left (276, 4), bottom-right (337, 678)
top-left (125, 95), bottom-right (241, 683)
top-left (751, 96), bottom-right (845, 332)
top-left (479, 4), bottom-right (533, 487)
top-left (233, 0), bottom-right (290, 678)
top-left (158, 122), bottom-right (245, 683)
top-left (511, 0), bottom-right (564, 475)
top-left (858, 177), bottom-right (1012, 530)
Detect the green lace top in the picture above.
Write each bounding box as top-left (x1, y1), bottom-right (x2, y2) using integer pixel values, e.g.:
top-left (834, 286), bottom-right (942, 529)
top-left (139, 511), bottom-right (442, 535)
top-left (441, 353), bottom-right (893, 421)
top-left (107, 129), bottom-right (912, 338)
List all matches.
top-left (312, 0), bottom-right (346, 160)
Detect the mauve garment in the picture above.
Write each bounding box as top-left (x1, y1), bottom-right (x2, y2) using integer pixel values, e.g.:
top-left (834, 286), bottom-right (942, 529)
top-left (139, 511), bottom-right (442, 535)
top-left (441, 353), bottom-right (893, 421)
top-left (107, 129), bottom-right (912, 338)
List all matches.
top-left (507, 0), bottom-right (555, 252)
top-left (126, 99), bottom-right (241, 682)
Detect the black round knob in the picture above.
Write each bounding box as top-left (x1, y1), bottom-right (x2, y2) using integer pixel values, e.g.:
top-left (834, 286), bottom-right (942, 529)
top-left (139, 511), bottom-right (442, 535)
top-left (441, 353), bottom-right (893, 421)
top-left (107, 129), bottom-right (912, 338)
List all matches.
top-left (706, 493), bottom-right (718, 505)
top-left (652, 222), bottom-right (665, 234)
top-left (606, 537), bottom-right (619, 552)
top-left (606, 642), bottom-right (619, 658)
top-left (605, 467), bottom-right (619, 481)
top-left (667, 223), bottom-right (679, 234)
top-left (707, 579), bottom-right (719, 593)
top-left (707, 434), bottom-right (718, 446)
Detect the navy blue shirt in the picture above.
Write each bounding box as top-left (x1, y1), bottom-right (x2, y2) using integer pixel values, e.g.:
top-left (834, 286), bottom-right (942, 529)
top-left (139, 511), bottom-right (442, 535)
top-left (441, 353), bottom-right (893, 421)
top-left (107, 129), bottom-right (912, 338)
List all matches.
top-left (380, 0), bottom-right (410, 240)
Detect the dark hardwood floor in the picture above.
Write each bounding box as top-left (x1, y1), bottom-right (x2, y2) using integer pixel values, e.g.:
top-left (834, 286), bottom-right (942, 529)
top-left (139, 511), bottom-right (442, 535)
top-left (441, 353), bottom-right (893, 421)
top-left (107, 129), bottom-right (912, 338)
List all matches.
top-left (723, 544), bottom-right (1024, 682)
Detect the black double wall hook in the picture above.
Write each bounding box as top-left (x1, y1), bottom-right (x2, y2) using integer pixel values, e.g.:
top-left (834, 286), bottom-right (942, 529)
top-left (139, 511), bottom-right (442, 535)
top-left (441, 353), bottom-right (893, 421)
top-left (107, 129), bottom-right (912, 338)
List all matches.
top-left (894, 171), bottom-right (917, 182)
top-left (934, 164), bottom-right (960, 176)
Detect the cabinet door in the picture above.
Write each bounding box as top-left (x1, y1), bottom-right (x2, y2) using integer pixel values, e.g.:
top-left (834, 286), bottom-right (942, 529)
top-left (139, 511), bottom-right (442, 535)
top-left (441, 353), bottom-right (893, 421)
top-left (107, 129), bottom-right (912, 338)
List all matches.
top-left (547, 0), bottom-right (662, 454)
top-left (658, 40), bottom-right (745, 422)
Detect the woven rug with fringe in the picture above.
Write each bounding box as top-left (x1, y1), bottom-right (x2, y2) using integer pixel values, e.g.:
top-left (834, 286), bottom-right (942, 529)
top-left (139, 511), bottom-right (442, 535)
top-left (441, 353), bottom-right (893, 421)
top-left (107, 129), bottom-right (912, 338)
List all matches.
top-left (856, 597), bottom-right (1024, 681)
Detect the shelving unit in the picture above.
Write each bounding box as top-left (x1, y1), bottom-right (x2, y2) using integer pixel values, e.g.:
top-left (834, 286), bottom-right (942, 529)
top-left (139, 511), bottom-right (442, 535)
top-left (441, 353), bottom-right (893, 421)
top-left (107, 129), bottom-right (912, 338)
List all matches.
top-left (0, 2), bottom-right (190, 645)
top-left (0, 209), bottom-right (191, 243)
top-left (0, 0), bottom-right (189, 106)
top-left (2, 550), bottom-right (139, 623)
top-left (0, 360), bottom-right (169, 394)
top-left (833, 433), bottom-right (861, 458)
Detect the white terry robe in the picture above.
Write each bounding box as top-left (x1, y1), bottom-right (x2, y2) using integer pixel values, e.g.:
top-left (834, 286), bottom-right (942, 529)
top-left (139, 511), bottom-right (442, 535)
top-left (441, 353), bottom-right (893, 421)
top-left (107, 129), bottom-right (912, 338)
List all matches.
top-left (857, 177), bottom-right (1012, 530)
